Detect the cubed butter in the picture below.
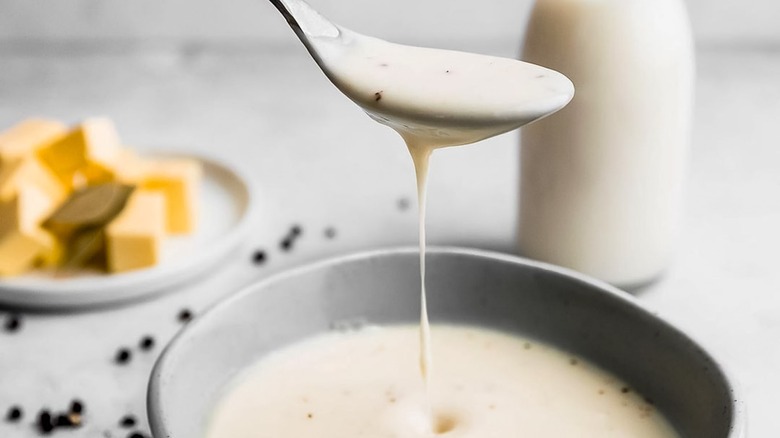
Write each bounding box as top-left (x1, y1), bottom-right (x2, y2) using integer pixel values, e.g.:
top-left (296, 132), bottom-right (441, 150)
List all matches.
top-left (37, 117), bottom-right (122, 188)
top-left (0, 118), bottom-right (67, 167)
top-left (113, 148), bottom-right (151, 184)
top-left (142, 159), bottom-right (202, 234)
top-left (0, 187), bottom-right (61, 276)
top-left (0, 227), bottom-right (55, 276)
top-left (0, 185), bottom-right (61, 235)
top-left (72, 162), bottom-right (115, 190)
top-left (106, 190), bottom-right (165, 273)
top-left (37, 234), bottom-right (64, 268)
top-left (0, 157), bottom-right (67, 203)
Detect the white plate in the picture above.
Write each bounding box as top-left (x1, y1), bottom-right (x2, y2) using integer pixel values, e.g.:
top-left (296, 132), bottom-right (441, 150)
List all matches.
top-left (0, 152), bottom-right (255, 309)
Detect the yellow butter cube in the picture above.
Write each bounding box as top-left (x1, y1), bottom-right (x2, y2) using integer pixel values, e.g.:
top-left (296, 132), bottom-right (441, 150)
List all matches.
top-left (142, 159), bottom-right (202, 234)
top-left (0, 184), bottom-right (61, 233)
top-left (38, 117), bottom-right (122, 188)
top-left (113, 148), bottom-right (151, 184)
top-left (106, 190), bottom-right (166, 273)
top-left (0, 118), bottom-right (67, 167)
top-left (0, 157), bottom-right (67, 203)
top-left (0, 227), bottom-right (55, 276)
top-left (72, 162), bottom-right (116, 190)
top-left (37, 234), bottom-right (64, 268)
top-left (0, 187), bottom-right (61, 276)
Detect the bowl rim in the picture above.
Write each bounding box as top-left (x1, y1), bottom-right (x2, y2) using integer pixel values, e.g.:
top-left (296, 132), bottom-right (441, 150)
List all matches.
top-left (147, 246), bottom-right (746, 438)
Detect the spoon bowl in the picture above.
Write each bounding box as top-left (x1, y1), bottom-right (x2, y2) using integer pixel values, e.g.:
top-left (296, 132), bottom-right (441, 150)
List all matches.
top-left (268, 0), bottom-right (574, 147)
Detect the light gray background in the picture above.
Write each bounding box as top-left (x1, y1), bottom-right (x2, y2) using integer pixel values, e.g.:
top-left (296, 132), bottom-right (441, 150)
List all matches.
top-left (0, 0), bottom-right (778, 437)
top-left (0, 0), bottom-right (777, 46)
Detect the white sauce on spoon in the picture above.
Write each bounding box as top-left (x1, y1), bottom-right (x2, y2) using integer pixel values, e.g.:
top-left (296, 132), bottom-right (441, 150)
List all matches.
top-left (317, 28), bottom-right (574, 148)
top-left (312, 27), bottom-right (574, 411)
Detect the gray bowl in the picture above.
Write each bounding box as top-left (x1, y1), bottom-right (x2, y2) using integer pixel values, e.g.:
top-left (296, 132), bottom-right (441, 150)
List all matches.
top-left (148, 247), bottom-right (744, 437)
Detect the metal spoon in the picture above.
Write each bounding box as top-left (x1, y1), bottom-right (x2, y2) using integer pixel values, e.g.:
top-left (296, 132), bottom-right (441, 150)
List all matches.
top-left (268, 0), bottom-right (574, 147)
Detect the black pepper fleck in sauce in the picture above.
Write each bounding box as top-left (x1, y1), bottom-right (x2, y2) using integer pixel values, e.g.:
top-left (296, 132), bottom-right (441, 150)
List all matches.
top-left (306, 412), bottom-right (314, 419)
top-left (569, 358), bottom-right (579, 366)
top-left (280, 237), bottom-right (293, 251)
top-left (128, 432), bottom-right (147, 438)
top-left (621, 387), bottom-right (631, 394)
top-left (290, 225), bottom-right (302, 237)
top-left (374, 91), bottom-right (383, 101)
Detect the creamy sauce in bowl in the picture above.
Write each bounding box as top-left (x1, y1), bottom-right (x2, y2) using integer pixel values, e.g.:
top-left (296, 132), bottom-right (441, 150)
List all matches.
top-left (206, 325), bottom-right (678, 438)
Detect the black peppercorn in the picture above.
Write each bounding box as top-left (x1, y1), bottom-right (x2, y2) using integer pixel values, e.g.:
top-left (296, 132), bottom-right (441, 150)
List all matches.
top-left (252, 250), bottom-right (267, 265)
top-left (4, 314), bottom-right (22, 332)
top-left (70, 399), bottom-right (84, 414)
top-left (120, 415), bottom-right (137, 428)
top-left (5, 405), bottom-right (22, 422)
top-left (178, 309), bottom-right (193, 323)
top-left (56, 413), bottom-right (73, 427)
top-left (140, 336), bottom-right (155, 351)
top-left (38, 410), bottom-right (53, 434)
top-left (115, 348), bottom-right (132, 364)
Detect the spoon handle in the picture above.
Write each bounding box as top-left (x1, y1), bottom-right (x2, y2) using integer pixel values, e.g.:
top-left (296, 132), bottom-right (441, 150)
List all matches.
top-left (268, 0), bottom-right (340, 40)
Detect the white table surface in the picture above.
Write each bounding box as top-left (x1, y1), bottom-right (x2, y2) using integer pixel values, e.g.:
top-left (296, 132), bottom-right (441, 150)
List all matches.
top-left (0, 43), bottom-right (777, 437)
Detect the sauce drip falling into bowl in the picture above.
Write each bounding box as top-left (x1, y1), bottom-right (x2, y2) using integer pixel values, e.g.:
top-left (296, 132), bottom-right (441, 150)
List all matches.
top-left (269, 0), bottom-right (574, 432)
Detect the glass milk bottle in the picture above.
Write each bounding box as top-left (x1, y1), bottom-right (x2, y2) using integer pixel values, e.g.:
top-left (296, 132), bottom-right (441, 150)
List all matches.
top-left (519, 0), bottom-right (695, 287)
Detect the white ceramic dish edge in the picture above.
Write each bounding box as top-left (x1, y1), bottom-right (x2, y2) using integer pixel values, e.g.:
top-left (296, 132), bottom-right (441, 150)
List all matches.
top-left (0, 152), bottom-right (257, 310)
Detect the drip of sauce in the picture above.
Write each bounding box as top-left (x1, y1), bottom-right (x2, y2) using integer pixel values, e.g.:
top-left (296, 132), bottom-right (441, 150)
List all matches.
top-left (312, 27), bottom-right (574, 424)
top-left (409, 144), bottom-right (433, 409)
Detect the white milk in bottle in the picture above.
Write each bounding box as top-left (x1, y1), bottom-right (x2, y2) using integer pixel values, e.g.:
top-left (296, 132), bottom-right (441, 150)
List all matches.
top-left (519, 0), bottom-right (695, 287)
